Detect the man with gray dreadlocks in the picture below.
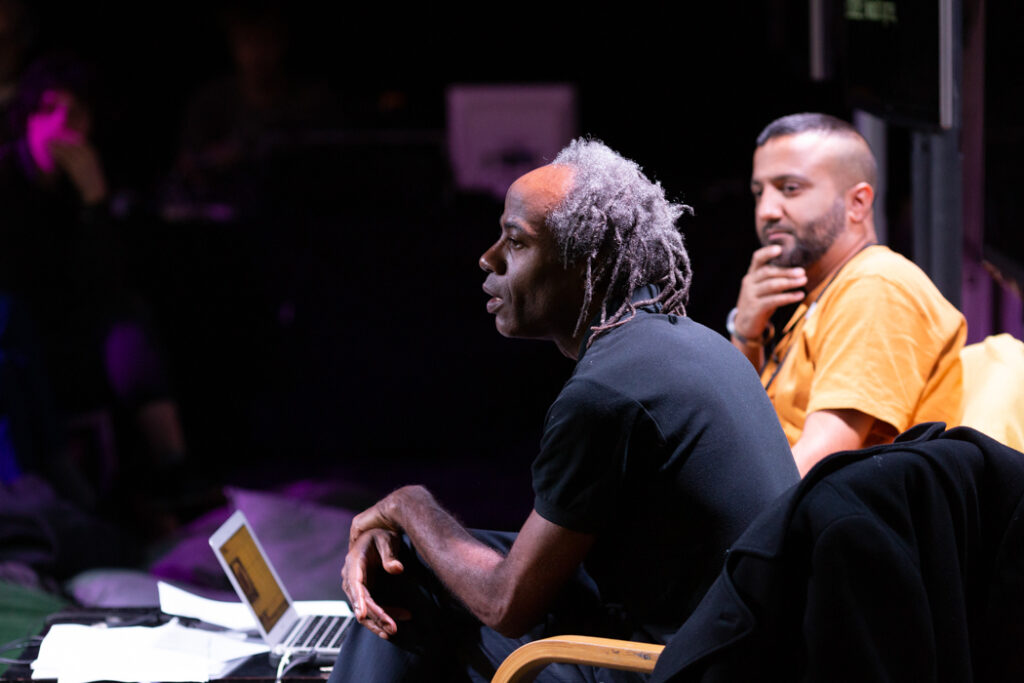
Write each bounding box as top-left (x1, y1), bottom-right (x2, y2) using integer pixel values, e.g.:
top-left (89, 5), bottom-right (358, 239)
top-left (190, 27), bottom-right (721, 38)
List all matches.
top-left (329, 139), bottom-right (798, 682)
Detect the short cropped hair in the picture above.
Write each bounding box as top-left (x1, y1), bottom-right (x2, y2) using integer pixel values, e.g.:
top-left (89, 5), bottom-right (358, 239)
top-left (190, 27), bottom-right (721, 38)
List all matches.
top-left (755, 112), bottom-right (878, 188)
top-left (547, 138), bottom-right (693, 342)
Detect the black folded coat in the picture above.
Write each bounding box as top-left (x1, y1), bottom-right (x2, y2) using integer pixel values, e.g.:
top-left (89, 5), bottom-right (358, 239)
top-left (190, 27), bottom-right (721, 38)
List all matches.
top-left (652, 422), bottom-right (1024, 683)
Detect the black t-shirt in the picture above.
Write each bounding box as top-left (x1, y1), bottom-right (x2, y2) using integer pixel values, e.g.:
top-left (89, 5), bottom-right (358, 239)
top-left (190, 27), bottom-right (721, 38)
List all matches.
top-left (533, 305), bottom-right (798, 640)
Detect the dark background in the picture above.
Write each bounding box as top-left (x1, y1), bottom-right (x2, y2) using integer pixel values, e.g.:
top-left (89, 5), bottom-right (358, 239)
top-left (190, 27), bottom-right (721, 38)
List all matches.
top-left (21, 1), bottom-right (1020, 527)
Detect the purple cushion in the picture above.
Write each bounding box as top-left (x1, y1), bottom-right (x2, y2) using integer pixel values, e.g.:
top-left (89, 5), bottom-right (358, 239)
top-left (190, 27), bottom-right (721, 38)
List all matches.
top-left (149, 486), bottom-right (354, 601)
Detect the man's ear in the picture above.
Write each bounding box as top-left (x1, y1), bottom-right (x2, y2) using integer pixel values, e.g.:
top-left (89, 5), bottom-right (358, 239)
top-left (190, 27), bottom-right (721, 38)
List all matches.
top-left (846, 182), bottom-right (874, 223)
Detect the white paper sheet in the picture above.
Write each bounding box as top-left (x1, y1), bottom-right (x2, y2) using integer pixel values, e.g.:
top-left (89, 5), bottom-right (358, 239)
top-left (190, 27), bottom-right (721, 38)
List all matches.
top-left (157, 582), bottom-right (255, 631)
top-left (30, 584), bottom-right (353, 682)
top-left (31, 620), bottom-right (269, 683)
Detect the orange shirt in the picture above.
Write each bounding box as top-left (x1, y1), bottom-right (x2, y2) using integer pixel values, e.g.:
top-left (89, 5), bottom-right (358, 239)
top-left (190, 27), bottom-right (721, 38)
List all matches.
top-left (761, 245), bottom-right (966, 446)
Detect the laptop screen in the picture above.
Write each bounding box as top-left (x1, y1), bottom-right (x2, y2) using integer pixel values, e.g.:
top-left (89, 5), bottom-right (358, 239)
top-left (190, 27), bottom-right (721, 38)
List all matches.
top-left (216, 525), bottom-right (290, 634)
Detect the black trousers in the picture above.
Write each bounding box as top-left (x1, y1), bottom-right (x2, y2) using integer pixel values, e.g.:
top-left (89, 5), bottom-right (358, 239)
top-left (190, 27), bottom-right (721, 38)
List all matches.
top-left (327, 530), bottom-right (651, 683)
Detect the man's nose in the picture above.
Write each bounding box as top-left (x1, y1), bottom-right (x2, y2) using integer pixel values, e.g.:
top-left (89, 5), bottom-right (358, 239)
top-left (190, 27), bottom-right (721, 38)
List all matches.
top-left (479, 241), bottom-right (504, 274)
top-left (756, 189), bottom-right (784, 224)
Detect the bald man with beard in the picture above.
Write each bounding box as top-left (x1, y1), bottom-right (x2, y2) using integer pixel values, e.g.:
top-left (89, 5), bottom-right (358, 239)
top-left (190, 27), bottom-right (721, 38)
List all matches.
top-left (728, 112), bottom-right (967, 476)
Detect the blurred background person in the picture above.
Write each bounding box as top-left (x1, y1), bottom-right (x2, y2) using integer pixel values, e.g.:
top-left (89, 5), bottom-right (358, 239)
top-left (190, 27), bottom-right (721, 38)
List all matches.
top-left (162, 0), bottom-right (342, 223)
top-left (0, 51), bottom-right (212, 542)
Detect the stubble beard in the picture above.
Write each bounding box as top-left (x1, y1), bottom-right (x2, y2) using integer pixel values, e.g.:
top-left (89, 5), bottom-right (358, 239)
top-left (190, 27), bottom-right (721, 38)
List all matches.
top-left (764, 199), bottom-right (846, 268)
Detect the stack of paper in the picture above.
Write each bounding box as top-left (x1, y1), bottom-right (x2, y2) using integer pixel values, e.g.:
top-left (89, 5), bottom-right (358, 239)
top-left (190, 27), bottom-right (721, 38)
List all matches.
top-left (31, 619), bottom-right (269, 683)
top-left (29, 582), bottom-right (353, 682)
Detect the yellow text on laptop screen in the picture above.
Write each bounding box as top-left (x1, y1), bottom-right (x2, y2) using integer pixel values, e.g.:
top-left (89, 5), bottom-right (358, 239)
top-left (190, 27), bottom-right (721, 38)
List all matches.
top-left (219, 526), bottom-right (289, 634)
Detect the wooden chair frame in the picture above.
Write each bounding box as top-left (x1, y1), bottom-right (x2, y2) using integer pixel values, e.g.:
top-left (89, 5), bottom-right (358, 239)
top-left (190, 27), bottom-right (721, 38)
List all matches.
top-left (491, 635), bottom-right (664, 683)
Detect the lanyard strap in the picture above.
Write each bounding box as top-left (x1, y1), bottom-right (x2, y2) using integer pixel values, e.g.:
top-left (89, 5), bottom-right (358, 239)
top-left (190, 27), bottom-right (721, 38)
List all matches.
top-left (761, 243), bottom-right (878, 390)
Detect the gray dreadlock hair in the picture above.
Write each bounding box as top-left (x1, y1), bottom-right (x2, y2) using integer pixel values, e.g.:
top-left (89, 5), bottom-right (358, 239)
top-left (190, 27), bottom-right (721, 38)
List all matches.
top-left (546, 138), bottom-right (693, 344)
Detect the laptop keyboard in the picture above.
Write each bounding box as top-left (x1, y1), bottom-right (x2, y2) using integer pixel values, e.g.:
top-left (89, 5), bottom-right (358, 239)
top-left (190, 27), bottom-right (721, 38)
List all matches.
top-left (287, 615), bottom-right (350, 650)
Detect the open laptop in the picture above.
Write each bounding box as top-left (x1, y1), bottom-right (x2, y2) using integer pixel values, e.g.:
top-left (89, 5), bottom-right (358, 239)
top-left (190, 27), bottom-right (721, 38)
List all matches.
top-left (208, 509), bottom-right (354, 662)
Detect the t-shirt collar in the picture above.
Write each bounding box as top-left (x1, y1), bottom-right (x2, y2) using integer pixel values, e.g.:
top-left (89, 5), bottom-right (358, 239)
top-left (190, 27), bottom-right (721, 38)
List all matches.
top-left (577, 283), bottom-right (661, 359)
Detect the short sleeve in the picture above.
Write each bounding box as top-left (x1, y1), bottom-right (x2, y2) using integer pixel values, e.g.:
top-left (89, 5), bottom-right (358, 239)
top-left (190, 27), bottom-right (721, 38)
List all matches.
top-left (805, 274), bottom-right (953, 433)
top-left (531, 378), bottom-right (653, 533)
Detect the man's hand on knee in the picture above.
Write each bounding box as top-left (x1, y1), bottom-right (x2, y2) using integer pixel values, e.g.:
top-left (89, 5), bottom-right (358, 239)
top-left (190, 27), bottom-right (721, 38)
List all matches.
top-left (342, 528), bottom-right (407, 639)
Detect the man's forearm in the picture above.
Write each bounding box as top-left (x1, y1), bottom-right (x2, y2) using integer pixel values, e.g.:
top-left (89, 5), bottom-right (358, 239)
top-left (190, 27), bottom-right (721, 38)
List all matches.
top-left (792, 408), bottom-right (877, 476)
top-left (375, 485), bottom-right (519, 630)
top-left (356, 485), bottom-right (594, 637)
